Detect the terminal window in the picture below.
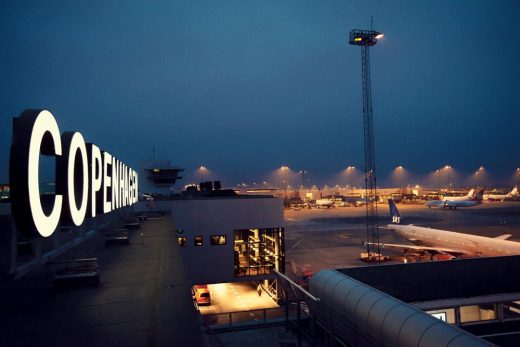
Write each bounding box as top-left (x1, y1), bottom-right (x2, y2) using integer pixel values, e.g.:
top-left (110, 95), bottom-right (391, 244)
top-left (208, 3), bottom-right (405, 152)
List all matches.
top-left (194, 236), bottom-right (203, 247)
top-left (210, 235), bottom-right (226, 245)
top-left (233, 227), bottom-right (285, 277)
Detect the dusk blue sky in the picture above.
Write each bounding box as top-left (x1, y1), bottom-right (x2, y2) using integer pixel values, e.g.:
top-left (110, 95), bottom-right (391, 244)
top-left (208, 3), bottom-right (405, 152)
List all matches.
top-left (1, 1), bottom-right (519, 188)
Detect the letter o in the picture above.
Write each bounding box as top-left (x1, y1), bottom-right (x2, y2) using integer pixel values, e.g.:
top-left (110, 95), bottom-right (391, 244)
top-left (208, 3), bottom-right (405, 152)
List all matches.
top-left (67, 132), bottom-right (89, 226)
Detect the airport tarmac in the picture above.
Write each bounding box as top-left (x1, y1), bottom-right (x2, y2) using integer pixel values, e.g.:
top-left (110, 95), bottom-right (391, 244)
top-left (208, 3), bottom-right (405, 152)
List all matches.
top-left (284, 201), bottom-right (520, 272)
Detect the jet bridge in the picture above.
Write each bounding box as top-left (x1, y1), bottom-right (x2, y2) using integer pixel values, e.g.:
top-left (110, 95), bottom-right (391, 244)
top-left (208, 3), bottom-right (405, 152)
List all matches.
top-left (309, 269), bottom-right (493, 347)
top-left (335, 255), bottom-right (520, 346)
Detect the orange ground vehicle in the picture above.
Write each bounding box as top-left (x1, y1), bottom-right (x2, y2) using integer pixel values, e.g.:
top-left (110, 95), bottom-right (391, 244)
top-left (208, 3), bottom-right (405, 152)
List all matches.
top-left (193, 285), bottom-right (211, 305)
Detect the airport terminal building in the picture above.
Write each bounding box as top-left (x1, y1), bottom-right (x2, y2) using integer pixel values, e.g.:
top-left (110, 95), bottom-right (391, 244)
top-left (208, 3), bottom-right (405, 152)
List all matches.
top-left (171, 186), bottom-right (285, 298)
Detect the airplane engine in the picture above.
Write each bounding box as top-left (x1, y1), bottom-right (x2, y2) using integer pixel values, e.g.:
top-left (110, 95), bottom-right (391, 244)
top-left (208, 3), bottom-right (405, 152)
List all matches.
top-left (432, 254), bottom-right (456, 261)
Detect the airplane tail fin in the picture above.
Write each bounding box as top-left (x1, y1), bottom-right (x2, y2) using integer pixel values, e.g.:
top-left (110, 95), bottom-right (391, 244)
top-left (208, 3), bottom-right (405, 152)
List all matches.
top-left (388, 199), bottom-right (402, 224)
top-left (466, 188), bottom-right (475, 197)
top-left (511, 186), bottom-right (518, 196)
top-left (475, 189), bottom-right (484, 201)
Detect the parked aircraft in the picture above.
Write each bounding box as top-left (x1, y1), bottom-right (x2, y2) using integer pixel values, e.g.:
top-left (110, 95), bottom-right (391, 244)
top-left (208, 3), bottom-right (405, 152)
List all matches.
top-left (370, 199), bottom-right (520, 259)
top-left (484, 186), bottom-right (518, 201)
top-left (425, 189), bottom-right (484, 209)
top-left (315, 199), bottom-right (334, 208)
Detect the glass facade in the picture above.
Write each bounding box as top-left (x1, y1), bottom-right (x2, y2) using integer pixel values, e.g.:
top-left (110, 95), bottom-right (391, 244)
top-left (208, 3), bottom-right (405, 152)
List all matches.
top-left (233, 228), bottom-right (285, 277)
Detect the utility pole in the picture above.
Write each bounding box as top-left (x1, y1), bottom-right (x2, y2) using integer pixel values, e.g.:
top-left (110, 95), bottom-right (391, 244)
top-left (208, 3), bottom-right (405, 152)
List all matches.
top-left (349, 28), bottom-right (383, 259)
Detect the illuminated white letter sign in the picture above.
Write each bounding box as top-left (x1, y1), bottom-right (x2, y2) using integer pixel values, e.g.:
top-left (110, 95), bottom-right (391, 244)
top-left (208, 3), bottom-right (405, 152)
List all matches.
top-left (9, 110), bottom-right (138, 238)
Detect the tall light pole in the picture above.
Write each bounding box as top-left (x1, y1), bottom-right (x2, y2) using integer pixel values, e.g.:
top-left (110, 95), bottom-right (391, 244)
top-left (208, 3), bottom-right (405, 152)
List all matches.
top-left (299, 170), bottom-right (307, 189)
top-left (444, 165), bottom-right (452, 190)
top-left (474, 166), bottom-right (484, 188)
top-left (281, 165), bottom-right (289, 198)
top-left (198, 165), bottom-right (208, 183)
top-left (346, 166), bottom-right (355, 196)
top-left (349, 28), bottom-right (383, 257)
top-left (396, 165), bottom-right (404, 193)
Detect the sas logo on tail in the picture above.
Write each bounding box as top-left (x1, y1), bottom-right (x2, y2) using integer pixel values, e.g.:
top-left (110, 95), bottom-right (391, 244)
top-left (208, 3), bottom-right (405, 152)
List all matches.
top-left (392, 216), bottom-right (401, 224)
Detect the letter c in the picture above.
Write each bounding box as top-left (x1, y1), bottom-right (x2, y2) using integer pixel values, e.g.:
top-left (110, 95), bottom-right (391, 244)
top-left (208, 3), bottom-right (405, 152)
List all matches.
top-left (28, 111), bottom-right (63, 237)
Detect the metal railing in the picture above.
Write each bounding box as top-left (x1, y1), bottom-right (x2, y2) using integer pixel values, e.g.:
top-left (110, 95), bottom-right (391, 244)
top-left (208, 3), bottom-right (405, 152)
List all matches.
top-left (202, 305), bottom-right (306, 329)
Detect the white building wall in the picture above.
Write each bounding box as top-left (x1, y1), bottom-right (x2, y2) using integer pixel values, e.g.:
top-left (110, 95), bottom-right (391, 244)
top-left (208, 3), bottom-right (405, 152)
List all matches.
top-left (171, 197), bottom-right (284, 285)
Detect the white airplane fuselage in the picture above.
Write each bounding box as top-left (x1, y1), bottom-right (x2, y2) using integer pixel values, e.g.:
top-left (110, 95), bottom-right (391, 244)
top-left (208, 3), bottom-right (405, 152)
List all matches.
top-left (390, 224), bottom-right (520, 257)
top-left (315, 199), bottom-right (334, 208)
top-left (425, 189), bottom-right (483, 209)
top-left (484, 187), bottom-right (518, 201)
top-left (445, 200), bottom-right (481, 208)
top-left (484, 194), bottom-right (509, 201)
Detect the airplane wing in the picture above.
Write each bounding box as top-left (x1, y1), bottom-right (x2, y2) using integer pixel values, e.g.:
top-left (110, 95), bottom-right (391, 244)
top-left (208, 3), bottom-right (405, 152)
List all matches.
top-left (365, 242), bottom-right (469, 256)
top-left (495, 234), bottom-right (513, 240)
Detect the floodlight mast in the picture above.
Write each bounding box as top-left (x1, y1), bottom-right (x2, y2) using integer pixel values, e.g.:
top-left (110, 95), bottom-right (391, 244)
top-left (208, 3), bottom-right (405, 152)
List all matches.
top-left (349, 29), bottom-right (382, 260)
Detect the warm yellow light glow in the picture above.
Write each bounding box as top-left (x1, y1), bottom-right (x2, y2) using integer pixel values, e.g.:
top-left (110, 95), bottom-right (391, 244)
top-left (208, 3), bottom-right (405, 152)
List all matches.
top-left (354, 37), bottom-right (362, 42)
top-left (199, 165), bottom-right (207, 171)
top-left (246, 189), bottom-right (274, 193)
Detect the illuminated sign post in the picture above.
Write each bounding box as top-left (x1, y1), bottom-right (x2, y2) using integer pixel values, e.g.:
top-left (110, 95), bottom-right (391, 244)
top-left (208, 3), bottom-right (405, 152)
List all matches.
top-left (9, 109), bottom-right (138, 238)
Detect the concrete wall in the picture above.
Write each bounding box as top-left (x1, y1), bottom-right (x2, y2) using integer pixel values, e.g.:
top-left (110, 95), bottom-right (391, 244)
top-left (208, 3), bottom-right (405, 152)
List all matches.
top-left (0, 204), bottom-right (13, 274)
top-left (132, 200), bottom-right (172, 213)
top-left (171, 197), bottom-right (284, 285)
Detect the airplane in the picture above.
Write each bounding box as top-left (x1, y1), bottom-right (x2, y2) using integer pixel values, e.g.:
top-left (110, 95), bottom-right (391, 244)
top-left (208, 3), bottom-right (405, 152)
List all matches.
top-left (484, 186), bottom-right (518, 202)
top-left (425, 188), bottom-right (484, 209)
top-left (368, 199), bottom-right (520, 260)
top-left (315, 199), bottom-right (334, 208)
